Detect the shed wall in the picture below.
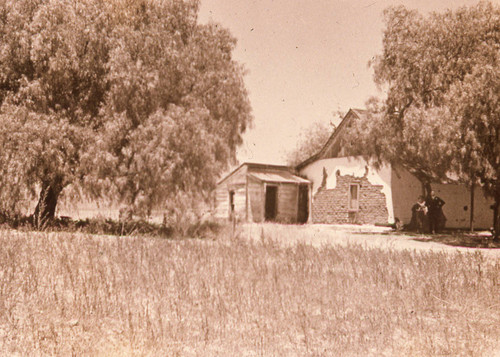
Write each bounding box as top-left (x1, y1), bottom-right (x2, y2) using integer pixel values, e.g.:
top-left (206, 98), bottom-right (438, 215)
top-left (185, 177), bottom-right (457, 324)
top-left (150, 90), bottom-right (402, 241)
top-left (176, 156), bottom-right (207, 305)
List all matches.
top-left (214, 184), bottom-right (246, 220)
top-left (248, 176), bottom-right (265, 222)
top-left (275, 183), bottom-right (299, 223)
top-left (214, 186), bottom-right (230, 219)
top-left (221, 165), bottom-right (248, 187)
top-left (214, 165), bottom-right (248, 220)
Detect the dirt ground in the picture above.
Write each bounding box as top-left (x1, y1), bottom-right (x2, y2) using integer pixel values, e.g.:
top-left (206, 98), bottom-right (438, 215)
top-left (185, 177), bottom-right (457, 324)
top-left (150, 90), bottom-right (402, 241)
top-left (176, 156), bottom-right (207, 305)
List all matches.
top-left (241, 223), bottom-right (500, 261)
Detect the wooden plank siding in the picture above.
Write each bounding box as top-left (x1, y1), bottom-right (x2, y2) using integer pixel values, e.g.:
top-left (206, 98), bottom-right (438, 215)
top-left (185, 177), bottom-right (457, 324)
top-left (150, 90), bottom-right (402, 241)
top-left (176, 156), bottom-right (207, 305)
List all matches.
top-left (231, 185), bottom-right (246, 219)
top-left (214, 165), bottom-right (248, 220)
top-left (275, 183), bottom-right (299, 223)
top-left (218, 164), bottom-right (248, 186)
top-left (214, 186), bottom-right (230, 219)
top-left (248, 176), bottom-right (265, 222)
top-left (214, 183), bottom-right (246, 220)
top-left (214, 163), bottom-right (311, 223)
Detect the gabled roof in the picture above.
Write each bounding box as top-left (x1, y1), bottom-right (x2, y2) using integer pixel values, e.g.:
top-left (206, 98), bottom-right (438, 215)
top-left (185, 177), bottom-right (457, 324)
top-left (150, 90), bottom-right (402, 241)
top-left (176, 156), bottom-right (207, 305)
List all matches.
top-left (296, 108), bottom-right (367, 170)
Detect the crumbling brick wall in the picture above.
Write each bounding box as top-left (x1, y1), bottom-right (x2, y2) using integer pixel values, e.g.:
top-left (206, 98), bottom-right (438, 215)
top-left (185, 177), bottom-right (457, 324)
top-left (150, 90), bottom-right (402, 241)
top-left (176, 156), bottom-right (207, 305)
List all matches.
top-left (312, 171), bottom-right (388, 224)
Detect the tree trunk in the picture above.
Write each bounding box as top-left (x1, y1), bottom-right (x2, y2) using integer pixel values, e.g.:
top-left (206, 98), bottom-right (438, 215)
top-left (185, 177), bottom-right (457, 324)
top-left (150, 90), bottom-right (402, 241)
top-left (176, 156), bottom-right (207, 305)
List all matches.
top-left (33, 178), bottom-right (63, 229)
top-left (493, 198), bottom-right (500, 241)
top-left (421, 181), bottom-right (432, 197)
top-left (470, 182), bottom-right (475, 232)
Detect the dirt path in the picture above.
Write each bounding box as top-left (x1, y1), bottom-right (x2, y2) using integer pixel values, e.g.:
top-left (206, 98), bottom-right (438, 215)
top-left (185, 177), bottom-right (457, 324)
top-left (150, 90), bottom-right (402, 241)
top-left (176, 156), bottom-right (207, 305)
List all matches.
top-left (241, 223), bottom-right (500, 261)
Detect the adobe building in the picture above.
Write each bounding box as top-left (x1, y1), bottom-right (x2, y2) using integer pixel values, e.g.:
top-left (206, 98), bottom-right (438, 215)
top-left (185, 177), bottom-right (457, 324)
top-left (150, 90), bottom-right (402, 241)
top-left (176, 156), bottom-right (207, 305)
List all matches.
top-left (214, 163), bottom-right (311, 223)
top-left (297, 109), bottom-right (495, 229)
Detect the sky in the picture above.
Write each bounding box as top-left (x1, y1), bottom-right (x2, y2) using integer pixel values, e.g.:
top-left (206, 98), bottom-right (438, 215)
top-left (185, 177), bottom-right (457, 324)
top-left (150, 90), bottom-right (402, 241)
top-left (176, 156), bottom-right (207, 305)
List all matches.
top-left (198, 0), bottom-right (496, 165)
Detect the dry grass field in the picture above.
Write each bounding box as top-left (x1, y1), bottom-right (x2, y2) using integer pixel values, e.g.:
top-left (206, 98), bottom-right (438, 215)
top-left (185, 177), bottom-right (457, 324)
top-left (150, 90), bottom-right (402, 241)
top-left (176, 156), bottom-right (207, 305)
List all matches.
top-left (0, 225), bottom-right (499, 356)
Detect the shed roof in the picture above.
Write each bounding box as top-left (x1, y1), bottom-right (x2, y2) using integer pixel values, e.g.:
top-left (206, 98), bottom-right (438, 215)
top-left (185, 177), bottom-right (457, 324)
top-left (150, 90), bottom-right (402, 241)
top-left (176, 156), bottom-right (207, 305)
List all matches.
top-left (217, 162), bottom-right (298, 185)
top-left (249, 171), bottom-right (310, 184)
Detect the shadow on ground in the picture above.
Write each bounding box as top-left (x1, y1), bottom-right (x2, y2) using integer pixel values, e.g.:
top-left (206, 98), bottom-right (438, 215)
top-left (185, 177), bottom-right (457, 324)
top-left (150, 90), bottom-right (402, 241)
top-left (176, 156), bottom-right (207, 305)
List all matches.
top-left (353, 228), bottom-right (500, 249)
top-left (412, 232), bottom-right (500, 249)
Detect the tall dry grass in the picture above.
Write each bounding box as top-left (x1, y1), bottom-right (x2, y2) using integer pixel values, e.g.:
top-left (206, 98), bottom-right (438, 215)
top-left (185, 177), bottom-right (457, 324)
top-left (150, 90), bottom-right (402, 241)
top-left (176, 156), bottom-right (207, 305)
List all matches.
top-left (0, 227), bottom-right (498, 356)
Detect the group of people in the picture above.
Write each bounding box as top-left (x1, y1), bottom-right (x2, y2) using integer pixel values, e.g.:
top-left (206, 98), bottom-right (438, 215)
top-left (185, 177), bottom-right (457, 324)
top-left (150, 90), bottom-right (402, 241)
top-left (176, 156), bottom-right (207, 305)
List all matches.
top-left (411, 191), bottom-right (446, 234)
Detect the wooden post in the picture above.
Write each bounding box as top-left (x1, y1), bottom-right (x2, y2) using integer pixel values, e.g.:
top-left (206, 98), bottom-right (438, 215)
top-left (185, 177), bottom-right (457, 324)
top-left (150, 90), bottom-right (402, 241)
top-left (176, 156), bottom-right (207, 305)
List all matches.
top-left (309, 183), bottom-right (313, 224)
top-left (232, 213), bottom-right (236, 239)
top-left (245, 175), bottom-right (249, 222)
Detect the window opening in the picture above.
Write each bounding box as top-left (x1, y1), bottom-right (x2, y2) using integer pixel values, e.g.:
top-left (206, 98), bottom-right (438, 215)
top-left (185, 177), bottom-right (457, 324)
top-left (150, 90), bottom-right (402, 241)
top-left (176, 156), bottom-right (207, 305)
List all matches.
top-left (349, 184), bottom-right (359, 211)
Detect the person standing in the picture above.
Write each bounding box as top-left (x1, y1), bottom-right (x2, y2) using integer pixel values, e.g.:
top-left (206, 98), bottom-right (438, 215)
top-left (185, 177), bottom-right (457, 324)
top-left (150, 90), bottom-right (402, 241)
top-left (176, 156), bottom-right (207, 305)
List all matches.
top-left (411, 195), bottom-right (428, 233)
top-left (426, 190), bottom-right (445, 234)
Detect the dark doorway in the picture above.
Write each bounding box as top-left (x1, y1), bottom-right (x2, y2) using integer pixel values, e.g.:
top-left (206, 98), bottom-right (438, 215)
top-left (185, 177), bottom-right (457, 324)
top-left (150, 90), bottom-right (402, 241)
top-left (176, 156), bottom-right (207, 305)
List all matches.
top-left (229, 191), bottom-right (235, 216)
top-left (265, 185), bottom-right (278, 221)
top-left (297, 185), bottom-right (309, 224)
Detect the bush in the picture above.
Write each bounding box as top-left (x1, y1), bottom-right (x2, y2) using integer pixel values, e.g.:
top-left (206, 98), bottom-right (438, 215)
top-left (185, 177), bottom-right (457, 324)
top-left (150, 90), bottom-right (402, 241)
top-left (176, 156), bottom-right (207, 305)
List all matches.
top-left (0, 212), bottom-right (224, 239)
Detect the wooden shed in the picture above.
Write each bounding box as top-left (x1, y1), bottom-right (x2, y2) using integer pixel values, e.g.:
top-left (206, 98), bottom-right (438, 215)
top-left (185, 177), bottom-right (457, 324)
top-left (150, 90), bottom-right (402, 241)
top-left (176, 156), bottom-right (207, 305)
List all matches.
top-left (214, 163), bottom-right (311, 223)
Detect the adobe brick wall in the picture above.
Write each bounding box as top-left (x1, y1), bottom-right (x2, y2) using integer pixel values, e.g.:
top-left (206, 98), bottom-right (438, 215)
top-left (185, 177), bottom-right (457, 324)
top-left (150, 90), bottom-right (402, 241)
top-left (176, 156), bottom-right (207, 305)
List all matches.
top-left (312, 173), bottom-right (388, 224)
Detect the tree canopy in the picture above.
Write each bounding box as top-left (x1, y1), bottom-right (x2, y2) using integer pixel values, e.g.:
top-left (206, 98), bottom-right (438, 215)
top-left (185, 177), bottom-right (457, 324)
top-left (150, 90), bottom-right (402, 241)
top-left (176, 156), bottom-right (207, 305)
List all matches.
top-left (285, 120), bottom-right (335, 167)
top-left (0, 0), bottom-right (252, 226)
top-left (345, 2), bottom-right (500, 237)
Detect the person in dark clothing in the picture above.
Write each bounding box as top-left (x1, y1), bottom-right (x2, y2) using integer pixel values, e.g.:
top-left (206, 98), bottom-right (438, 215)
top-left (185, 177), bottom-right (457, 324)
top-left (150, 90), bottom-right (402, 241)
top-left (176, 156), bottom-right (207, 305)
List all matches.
top-left (426, 190), bottom-right (445, 234)
top-left (411, 195), bottom-right (428, 233)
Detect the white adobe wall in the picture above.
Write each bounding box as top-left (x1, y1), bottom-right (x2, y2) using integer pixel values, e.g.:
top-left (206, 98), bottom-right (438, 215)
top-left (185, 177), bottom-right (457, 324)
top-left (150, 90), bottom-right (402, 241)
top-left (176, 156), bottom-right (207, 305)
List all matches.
top-left (301, 157), bottom-right (495, 229)
top-left (300, 156), bottom-right (394, 224)
top-left (431, 183), bottom-right (493, 229)
top-left (390, 168), bottom-right (421, 225)
top-left (391, 167), bottom-right (494, 229)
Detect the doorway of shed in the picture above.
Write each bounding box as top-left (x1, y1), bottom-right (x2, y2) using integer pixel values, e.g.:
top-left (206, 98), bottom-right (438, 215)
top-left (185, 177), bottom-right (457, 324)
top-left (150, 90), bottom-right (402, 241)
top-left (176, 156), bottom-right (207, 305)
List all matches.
top-left (265, 185), bottom-right (278, 221)
top-left (229, 190), bottom-right (235, 216)
top-left (297, 185), bottom-right (309, 224)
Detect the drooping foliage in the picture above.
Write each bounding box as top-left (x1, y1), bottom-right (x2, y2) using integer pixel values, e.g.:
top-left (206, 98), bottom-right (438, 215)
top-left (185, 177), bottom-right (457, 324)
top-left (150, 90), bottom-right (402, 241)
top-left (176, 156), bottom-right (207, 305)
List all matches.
top-left (0, 0), bottom-right (252, 225)
top-left (345, 2), bottom-right (500, 236)
top-left (286, 120), bottom-right (335, 167)
top-left (447, 62), bottom-right (500, 237)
